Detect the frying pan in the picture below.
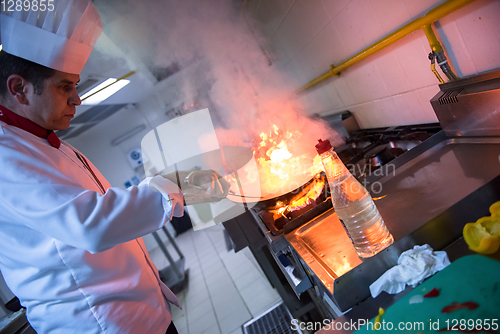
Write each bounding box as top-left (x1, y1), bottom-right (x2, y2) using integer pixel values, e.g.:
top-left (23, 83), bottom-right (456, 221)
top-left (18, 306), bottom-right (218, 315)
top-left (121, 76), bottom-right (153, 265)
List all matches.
top-left (157, 144), bottom-right (319, 207)
top-left (226, 170), bottom-right (323, 209)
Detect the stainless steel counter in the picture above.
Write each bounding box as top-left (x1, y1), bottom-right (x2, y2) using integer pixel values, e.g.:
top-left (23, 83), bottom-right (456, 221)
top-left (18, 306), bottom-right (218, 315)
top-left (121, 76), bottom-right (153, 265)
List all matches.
top-left (369, 135), bottom-right (500, 238)
top-left (285, 132), bottom-right (500, 315)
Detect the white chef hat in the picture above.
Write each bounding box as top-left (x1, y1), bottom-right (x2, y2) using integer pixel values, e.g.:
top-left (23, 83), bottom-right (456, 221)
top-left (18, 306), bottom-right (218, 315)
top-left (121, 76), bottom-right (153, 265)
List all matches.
top-left (0, 0), bottom-right (102, 74)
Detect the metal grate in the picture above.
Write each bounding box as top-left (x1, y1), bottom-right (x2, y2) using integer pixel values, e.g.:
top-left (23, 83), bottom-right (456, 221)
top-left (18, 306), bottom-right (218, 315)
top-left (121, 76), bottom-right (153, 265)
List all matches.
top-left (243, 302), bottom-right (302, 334)
top-left (438, 88), bottom-right (463, 104)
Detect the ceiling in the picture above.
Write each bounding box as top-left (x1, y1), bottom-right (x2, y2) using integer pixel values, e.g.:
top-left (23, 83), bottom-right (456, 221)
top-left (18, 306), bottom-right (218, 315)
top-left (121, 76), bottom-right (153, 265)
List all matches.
top-left (2, 0), bottom-right (249, 140)
top-left (60, 0), bottom-right (193, 139)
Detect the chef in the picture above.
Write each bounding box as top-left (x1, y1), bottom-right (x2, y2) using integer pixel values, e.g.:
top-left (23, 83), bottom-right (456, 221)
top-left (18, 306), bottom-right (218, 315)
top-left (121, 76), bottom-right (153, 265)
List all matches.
top-left (0, 1), bottom-right (227, 333)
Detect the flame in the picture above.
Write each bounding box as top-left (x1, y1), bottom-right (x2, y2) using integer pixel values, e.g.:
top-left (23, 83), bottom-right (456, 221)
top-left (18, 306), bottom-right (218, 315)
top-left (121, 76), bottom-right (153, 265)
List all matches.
top-left (268, 174), bottom-right (326, 219)
top-left (288, 177), bottom-right (326, 211)
top-left (275, 206), bottom-right (287, 216)
top-left (225, 124), bottom-right (325, 198)
top-left (269, 200), bottom-right (288, 219)
top-left (311, 154), bottom-right (324, 175)
top-left (250, 124), bottom-right (324, 196)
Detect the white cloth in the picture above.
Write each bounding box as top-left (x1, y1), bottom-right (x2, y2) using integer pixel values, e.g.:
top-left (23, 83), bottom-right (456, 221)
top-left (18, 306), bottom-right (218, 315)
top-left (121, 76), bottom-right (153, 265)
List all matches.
top-left (369, 244), bottom-right (450, 298)
top-left (0, 121), bottom-right (184, 334)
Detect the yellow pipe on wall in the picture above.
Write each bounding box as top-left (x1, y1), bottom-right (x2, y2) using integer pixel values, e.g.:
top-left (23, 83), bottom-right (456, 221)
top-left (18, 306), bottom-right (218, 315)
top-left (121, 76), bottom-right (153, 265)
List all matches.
top-left (422, 24), bottom-right (442, 53)
top-left (431, 62), bottom-right (445, 84)
top-left (297, 0), bottom-right (475, 93)
top-left (423, 24), bottom-right (459, 81)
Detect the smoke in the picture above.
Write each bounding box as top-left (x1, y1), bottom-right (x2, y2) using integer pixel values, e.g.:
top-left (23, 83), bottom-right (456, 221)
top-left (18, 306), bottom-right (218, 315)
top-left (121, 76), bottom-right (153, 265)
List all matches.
top-left (96, 0), bottom-right (342, 156)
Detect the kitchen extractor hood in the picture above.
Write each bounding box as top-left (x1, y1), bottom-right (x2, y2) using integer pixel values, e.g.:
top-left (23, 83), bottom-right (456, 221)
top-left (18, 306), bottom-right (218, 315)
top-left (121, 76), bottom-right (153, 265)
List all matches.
top-left (431, 69), bottom-right (500, 137)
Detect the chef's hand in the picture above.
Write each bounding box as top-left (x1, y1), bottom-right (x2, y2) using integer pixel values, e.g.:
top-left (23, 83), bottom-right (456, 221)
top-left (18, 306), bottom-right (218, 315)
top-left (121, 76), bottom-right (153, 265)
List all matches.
top-left (161, 170), bottom-right (230, 198)
top-left (184, 170), bottom-right (230, 198)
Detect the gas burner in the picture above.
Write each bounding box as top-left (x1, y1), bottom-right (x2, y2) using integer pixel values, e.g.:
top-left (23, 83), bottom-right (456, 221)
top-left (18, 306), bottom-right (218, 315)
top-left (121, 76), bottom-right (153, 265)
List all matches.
top-left (255, 173), bottom-right (332, 236)
top-left (360, 144), bottom-right (404, 174)
top-left (335, 146), bottom-right (364, 165)
top-left (347, 123), bottom-right (441, 145)
top-left (336, 123), bottom-right (441, 178)
top-left (364, 145), bottom-right (397, 168)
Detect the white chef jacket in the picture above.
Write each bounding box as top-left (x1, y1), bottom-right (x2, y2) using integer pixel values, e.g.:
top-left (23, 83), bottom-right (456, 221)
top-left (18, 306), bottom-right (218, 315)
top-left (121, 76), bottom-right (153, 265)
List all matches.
top-left (0, 119), bottom-right (184, 334)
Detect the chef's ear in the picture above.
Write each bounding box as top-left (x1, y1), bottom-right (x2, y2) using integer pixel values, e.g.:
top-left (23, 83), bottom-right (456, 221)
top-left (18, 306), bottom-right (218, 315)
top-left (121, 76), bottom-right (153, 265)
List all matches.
top-left (6, 75), bottom-right (30, 105)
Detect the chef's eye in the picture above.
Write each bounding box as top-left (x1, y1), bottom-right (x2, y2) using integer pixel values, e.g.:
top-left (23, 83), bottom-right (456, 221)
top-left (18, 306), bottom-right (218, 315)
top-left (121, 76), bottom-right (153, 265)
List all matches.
top-left (61, 85), bottom-right (75, 92)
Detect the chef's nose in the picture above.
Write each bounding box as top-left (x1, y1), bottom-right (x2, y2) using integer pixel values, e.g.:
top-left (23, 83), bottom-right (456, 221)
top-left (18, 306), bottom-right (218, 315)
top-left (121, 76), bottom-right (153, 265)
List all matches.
top-left (69, 88), bottom-right (82, 106)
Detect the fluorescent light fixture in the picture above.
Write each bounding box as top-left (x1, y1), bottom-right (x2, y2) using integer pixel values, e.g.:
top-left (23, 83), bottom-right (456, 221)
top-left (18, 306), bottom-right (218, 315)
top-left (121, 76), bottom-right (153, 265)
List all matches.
top-left (80, 78), bottom-right (130, 105)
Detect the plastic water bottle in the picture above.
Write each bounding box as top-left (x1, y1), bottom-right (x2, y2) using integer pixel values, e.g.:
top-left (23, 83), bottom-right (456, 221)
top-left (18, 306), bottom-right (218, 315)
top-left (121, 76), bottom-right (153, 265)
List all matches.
top-left (315, 139), bottom-right (394, 258)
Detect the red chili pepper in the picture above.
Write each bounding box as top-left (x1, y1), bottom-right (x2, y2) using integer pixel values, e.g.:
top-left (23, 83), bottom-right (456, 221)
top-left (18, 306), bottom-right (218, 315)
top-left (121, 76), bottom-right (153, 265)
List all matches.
top-left (441, 301), bottom-right (479, 313)
top-left (423, 288), bottom-right (440, 298)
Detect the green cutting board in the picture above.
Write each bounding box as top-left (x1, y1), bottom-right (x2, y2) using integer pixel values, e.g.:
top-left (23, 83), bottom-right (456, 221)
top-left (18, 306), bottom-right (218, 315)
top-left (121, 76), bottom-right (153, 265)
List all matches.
top-left (355, 255), bottom-right (500, 333)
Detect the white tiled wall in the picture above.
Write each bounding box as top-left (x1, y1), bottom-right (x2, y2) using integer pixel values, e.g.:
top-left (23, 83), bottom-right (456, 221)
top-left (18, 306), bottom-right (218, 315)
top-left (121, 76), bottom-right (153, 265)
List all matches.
top-left (250, 0), bottom-right (500, 128)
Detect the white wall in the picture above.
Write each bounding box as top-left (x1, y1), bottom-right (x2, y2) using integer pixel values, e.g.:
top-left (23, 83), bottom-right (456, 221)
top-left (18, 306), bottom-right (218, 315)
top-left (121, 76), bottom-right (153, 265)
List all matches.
top-left (250, 0), bottom-right (500, 128)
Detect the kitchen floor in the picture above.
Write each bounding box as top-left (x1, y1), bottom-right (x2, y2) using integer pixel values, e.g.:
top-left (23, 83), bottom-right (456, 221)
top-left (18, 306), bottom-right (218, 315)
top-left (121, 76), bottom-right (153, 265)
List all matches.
top-left (148, 223), bottom-right (282, 334)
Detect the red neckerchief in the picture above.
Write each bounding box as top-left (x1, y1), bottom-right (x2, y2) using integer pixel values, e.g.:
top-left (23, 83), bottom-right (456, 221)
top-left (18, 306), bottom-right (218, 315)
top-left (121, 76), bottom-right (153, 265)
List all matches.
top-left (0, 104), bottom-right (61, 148)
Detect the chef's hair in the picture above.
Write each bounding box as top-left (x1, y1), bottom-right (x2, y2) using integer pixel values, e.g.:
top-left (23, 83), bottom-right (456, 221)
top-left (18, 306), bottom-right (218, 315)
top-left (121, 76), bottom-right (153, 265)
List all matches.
top-left (0, 51), bottom-right (56, 97)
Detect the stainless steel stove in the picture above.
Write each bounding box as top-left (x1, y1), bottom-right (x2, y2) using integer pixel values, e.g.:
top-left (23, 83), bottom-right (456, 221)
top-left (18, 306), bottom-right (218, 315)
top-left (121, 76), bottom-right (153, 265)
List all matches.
top-left (223, 69), bottom-right (500, 325)
top-left (246, 121), bottom-right (445, 312)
